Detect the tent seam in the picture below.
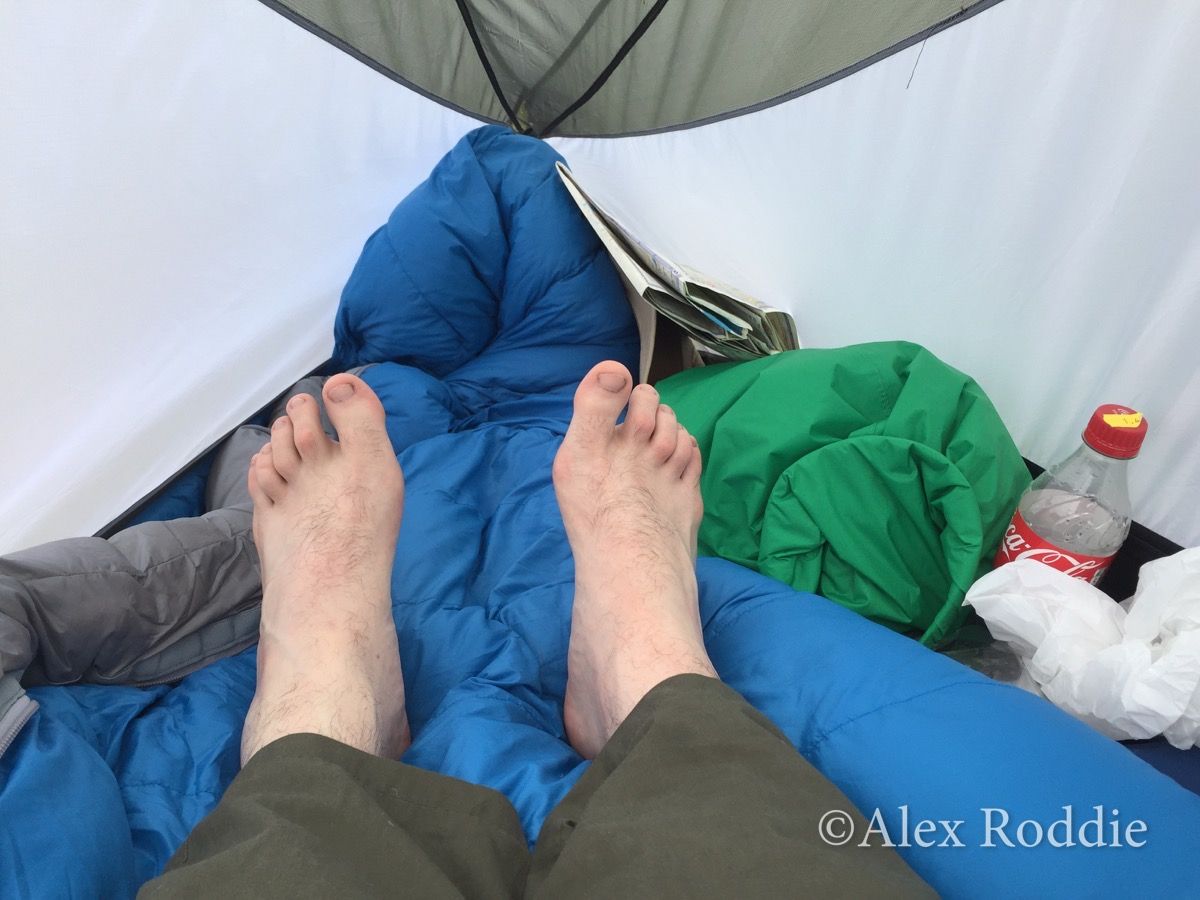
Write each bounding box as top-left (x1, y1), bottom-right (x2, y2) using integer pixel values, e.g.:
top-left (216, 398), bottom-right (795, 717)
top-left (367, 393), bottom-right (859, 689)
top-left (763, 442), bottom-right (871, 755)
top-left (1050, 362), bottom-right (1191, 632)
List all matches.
top-left (551, 0), bottom-right (1009, 138)
top-left (451, 0), bottom-right (525, 131)
top-left (538, 0), bottom-right (673, 137)
top-left (252, 0), bottom-right (506, 127)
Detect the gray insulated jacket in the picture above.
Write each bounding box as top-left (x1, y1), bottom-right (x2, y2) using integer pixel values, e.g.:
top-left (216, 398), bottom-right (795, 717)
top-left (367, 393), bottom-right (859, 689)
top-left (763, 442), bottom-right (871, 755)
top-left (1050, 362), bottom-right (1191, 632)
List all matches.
top-left (0, 424), bottom-right (267, 758)
top-left (0, 375), bottom-right (342, 758)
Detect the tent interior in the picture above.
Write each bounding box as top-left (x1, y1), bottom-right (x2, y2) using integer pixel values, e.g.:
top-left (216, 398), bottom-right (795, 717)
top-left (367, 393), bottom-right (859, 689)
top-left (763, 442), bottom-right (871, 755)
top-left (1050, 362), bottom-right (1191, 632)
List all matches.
top-left (2, 0), bottom-right (1199, 895)
top-left (4, 0), bottom-right (1198, 559)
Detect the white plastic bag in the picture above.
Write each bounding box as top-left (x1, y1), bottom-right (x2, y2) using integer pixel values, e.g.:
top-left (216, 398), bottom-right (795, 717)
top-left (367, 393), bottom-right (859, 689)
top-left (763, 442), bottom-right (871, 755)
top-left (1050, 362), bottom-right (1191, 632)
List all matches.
top-left (964, 549), bottom-right (1200, 748)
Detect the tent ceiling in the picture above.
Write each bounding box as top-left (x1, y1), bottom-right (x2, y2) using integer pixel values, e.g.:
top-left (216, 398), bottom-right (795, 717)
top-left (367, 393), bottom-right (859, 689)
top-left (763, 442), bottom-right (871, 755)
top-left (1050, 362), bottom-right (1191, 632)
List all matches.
top-left (261, 0), bottom-right (1000, 136)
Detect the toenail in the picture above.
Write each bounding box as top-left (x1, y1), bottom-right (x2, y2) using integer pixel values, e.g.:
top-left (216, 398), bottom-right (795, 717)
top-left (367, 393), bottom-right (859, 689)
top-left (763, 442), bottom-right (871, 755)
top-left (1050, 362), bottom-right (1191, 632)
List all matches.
top-left (273, 416), bottom-right (289, 429)
top-left (597, 372), bottom-right (626, 392)
top-left (287, 395), bottom-right (305, 410)
top-left (328, 381), bottom-right (355, 402)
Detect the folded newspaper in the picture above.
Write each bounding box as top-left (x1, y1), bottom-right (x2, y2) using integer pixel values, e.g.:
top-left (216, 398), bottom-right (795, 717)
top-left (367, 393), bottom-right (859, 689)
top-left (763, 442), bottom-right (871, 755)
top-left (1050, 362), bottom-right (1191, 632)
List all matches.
top-left (557, 162), bottom-right (799, 380)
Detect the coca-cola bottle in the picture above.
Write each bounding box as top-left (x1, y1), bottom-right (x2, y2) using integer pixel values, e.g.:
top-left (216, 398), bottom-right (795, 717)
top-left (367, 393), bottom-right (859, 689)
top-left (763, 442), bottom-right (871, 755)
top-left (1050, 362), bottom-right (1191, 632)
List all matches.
top-left (994, 404), bottom-right (1148, 584)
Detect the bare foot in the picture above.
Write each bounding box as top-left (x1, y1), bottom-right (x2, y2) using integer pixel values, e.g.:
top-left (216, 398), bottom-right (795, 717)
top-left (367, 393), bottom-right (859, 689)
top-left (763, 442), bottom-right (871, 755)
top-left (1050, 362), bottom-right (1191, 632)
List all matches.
top-left (240, 373), bottom-right (410, 764)
top-left (553, 361), bottom-right (717, 758)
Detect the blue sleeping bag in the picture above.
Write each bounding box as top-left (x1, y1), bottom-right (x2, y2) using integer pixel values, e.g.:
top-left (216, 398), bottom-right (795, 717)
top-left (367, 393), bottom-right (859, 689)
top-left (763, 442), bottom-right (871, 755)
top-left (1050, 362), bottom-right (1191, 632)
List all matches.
top-left (2, 127), bottom-right (1198, 899)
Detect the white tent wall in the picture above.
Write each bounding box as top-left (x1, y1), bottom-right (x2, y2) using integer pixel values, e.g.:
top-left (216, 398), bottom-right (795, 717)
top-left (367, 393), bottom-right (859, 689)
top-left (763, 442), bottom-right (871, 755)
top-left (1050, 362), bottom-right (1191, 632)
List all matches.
top-left (0, 0), bottom-right (477, 554)
top-left (3, 0), bottom-right (1197, 555)
top-left (554, 0), bottom-right (1200, 549)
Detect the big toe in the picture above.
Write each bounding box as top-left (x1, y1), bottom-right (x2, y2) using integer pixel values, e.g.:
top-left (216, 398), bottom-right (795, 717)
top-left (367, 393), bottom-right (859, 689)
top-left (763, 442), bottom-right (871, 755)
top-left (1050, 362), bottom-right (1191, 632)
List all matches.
top-left (322, 373), bottom-right (390, 451)
top-left (566, 361), bottom-right (633, 444)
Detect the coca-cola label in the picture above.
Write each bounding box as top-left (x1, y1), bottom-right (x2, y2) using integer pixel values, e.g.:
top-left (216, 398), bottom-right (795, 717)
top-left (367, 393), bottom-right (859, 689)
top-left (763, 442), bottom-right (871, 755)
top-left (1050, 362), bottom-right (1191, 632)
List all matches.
top-left (993, 510), bottom-right (1114, 584)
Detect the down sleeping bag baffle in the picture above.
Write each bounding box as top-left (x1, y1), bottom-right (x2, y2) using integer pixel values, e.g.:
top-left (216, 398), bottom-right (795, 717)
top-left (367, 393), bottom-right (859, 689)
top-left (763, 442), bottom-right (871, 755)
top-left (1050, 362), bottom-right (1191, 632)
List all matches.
top-left (1, 126), bottom-right (1198, 899)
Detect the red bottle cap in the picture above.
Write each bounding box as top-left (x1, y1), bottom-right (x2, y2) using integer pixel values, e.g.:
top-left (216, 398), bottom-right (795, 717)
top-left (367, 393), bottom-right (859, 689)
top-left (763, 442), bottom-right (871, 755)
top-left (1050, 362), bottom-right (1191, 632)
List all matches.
top-left (1083, 404), bottom-right (1148, 459)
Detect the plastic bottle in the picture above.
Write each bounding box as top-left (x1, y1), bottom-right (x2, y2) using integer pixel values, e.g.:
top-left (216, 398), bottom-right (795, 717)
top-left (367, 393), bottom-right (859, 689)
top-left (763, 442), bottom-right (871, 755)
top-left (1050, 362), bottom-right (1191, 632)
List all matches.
top-left (993, 404), bottom-right (1148, 585)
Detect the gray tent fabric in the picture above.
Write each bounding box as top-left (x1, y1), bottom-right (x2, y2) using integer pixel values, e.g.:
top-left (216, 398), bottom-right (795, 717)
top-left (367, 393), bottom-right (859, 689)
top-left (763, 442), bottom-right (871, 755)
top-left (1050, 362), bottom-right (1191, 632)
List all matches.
top-left (261, 0), bottom-right (1002, 136)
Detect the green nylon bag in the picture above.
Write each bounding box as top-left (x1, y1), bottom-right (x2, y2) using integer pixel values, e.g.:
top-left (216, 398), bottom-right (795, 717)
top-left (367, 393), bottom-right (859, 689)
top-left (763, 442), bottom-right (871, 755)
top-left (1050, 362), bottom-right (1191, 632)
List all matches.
top-left (657, 342), bottom-right (1030, 646)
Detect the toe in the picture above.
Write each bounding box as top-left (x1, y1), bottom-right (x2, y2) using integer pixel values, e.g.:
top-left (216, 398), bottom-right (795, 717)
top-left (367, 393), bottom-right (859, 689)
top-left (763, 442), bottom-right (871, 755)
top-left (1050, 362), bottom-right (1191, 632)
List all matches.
top-left (565, 361), bottom-right (633, 443)
top-left (623, 383), bottom-right (659, 438)
top-left (247, 450), bottom-right (271, 506)
top-left (270, 416), bottom-right (300, 478)
top-left (682, 436), bottom-right (703, 485)
top-left (322, 373), bottom-right (390, 452)
top-left (254, 445), bottom-right (287, 502)
top-left (667, 423), bottom-right (693, 476)
top-left (285, 394), bottom-right (330, 459)
top-left (649, 404), bottom-right (678, 462)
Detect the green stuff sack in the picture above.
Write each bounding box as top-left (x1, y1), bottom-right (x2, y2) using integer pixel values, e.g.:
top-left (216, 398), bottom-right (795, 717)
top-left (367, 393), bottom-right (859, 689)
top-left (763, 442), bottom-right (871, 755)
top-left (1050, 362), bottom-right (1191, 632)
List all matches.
top-left (657, 341), bottom-right (1029, 646)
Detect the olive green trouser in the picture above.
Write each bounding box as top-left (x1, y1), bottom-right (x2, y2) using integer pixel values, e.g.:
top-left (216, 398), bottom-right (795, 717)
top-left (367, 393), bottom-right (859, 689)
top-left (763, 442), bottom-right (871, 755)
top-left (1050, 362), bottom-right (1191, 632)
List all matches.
top-left (141, 675), bottom-right (933, 898)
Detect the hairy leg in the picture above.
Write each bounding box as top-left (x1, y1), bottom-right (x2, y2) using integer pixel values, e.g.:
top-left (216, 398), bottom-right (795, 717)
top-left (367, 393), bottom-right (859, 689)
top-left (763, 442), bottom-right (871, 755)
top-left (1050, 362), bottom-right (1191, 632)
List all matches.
top-left (553, 361), bottom-right (715, 758)
top-left (240, 373), bottom-right (409, 764)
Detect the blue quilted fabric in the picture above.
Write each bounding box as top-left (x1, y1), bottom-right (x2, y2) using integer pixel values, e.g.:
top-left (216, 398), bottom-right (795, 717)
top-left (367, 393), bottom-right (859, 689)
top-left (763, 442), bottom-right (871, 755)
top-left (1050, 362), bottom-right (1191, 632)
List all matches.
top-left (2, 127), bottom-right (1197, 898)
